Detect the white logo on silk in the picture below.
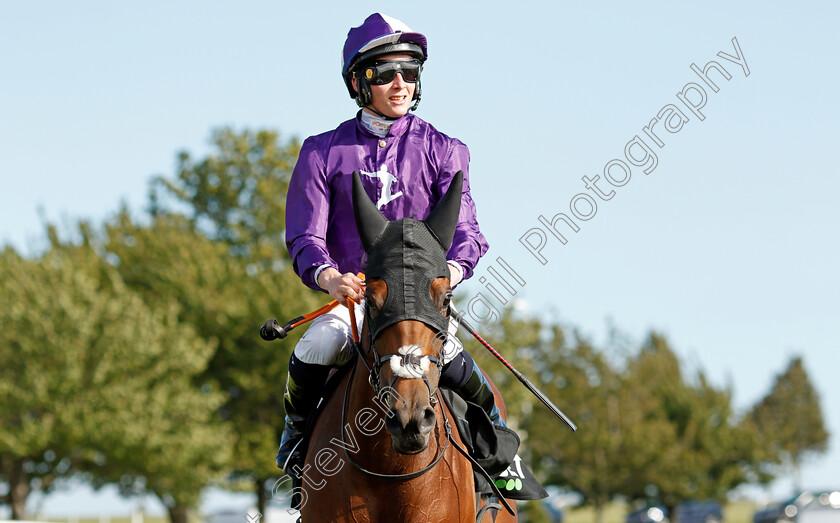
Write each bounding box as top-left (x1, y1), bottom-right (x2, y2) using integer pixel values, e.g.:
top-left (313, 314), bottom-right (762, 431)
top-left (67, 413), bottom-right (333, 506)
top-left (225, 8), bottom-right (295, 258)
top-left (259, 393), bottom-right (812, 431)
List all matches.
top-left (360, 165), bottom-right (404, 209)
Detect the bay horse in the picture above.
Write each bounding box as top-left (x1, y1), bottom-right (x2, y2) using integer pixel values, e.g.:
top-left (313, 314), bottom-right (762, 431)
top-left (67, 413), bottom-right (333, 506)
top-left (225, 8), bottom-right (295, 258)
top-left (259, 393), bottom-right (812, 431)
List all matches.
top-left (294, 171), bottom-right (517, 522)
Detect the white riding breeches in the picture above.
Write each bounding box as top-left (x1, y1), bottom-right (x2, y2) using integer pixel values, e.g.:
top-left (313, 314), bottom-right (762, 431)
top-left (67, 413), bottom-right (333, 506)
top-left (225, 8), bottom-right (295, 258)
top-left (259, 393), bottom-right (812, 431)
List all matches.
top-left (293, 300), bottom-right (465, 367)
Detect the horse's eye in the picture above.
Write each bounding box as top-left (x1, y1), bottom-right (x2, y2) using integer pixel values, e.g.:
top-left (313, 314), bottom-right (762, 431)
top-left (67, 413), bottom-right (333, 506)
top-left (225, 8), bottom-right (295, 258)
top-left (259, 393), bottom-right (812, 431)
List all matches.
top-left (442, 292), bottom-right (452, 309)
top-left (366, 296), bottom-right (379, 319)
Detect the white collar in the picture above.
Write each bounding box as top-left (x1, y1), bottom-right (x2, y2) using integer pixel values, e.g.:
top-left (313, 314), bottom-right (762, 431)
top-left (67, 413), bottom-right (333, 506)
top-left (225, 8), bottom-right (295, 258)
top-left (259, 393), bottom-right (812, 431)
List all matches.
top-left (360, 110), bottom-right (393, 137)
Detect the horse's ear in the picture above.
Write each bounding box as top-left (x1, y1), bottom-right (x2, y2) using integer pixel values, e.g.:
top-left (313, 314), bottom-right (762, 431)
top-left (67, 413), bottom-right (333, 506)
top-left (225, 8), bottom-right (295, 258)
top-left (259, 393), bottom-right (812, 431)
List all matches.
top-left (352, 170), bottom-right (388, 252)
top-left (424, 171), bottom-right (463, 250)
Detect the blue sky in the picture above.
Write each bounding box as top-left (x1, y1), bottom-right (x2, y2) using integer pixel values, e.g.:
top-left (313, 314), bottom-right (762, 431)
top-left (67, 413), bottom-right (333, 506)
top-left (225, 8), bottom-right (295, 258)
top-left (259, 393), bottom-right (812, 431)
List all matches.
top-left (2, 0), bottom-right (838, 516)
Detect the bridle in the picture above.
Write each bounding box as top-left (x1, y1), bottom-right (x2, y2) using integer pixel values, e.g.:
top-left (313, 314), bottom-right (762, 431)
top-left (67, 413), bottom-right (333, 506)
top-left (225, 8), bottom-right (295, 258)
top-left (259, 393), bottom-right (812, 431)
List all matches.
top-left (338, 298), bottom-right (451, 480)
top-left (364, 304), bottom-right (447, 406)
top-left (337, 298), bottom-right (517, 517)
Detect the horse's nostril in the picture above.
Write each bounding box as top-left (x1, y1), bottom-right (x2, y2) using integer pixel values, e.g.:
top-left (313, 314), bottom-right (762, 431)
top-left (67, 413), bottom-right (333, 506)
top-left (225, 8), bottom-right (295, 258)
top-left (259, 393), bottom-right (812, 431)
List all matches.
top-left (385, 407), bottom-right (403, 434)
top-left (418, 406), bottom-right (436, 434)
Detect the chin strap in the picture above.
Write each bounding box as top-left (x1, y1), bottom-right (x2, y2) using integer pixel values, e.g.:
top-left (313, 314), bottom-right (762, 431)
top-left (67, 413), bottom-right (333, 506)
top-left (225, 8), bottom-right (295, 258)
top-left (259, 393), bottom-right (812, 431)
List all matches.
top-left (363, 106), bottom-right (398, 120)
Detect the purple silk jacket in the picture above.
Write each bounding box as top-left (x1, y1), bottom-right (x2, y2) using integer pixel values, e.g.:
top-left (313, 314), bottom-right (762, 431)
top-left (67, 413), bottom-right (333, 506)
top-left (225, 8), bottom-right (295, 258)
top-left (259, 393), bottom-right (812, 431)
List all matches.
top-left (286, 112), bottom-right (489, 291)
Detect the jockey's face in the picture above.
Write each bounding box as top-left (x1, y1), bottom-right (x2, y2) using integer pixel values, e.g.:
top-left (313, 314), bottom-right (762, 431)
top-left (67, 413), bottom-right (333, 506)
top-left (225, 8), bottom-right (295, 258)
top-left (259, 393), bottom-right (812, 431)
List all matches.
top-left (358, 53), bottom-right (417, 118)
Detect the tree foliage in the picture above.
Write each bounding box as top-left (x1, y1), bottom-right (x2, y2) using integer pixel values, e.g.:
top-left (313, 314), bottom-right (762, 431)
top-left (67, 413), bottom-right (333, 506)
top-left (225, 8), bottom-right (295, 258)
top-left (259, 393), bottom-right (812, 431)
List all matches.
top-left (118, 127), bottom-right (322, 511)
top-left (2, 127), bottom-right (314, 519)
top-left (516, 326), bottom-right (668, 523)
top-left (150, 127), bottom-right (299, 263)
top-left (619, 334), bottom-right (762, 522)
top-left (0, 242), bottom-right (230, 520)
top-left (748, 356), bottom-right (828, 492)
top-left (487, 320), bottom-right (768, 523)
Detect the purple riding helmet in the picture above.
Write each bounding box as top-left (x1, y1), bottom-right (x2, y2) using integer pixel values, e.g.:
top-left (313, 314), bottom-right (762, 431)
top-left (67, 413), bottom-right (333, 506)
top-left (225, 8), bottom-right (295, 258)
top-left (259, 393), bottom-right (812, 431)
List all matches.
top-left (342, 13), bottom-right (428, 110)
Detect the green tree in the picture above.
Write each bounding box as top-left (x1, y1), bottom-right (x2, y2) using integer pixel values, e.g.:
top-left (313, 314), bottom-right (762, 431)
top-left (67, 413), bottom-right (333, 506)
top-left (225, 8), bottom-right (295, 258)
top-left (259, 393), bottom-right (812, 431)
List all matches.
top-left (510, 325), bottom-right (763, 523)
top-left (748, 355), bottom-right (828, 492)
top-left (518, 499), bottom-right (556, 523)
top-left (150, 127), bottom-right (299, 264)
top-left (117, 127), bottom-right (322, 512)
top-left (621, 334), bottom-right (761, 523)
top-left (0, 243), bottom-right (230, 521)
top-left (461, 310), bottom-right (648, 523)
top-left (519, 325), bottom-right (660, 523)
top-left (459, 308), bottom-right (635, 523)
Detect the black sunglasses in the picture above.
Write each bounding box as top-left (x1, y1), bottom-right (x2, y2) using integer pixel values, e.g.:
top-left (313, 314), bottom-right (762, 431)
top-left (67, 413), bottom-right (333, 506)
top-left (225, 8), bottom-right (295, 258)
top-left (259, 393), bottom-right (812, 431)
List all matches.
top-left (360, 60), bottom-right (422, 85)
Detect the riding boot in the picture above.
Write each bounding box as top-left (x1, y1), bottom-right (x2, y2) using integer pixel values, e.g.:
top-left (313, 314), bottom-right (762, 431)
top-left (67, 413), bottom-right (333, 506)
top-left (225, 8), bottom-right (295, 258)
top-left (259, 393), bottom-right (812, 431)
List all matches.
top-left (441, 351), bottom-right (508, 429)
top-left (456, 363), bottom-right (508, 429)
top-left (276, 354), bottom-right (331, 473)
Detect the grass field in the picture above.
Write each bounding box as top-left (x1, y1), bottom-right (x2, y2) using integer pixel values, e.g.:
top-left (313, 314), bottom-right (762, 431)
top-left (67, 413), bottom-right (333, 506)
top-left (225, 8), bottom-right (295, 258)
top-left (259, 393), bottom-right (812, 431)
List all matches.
top-left (517, 499), bottom-right (758, 523)
top-left (563, 502), bottom-right (755, 523)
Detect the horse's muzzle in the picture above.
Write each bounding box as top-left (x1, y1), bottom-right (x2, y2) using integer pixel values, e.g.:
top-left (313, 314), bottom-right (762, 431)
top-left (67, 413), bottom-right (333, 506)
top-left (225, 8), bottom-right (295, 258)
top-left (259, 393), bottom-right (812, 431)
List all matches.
top-left (385, 403), bottom-right (436, 454)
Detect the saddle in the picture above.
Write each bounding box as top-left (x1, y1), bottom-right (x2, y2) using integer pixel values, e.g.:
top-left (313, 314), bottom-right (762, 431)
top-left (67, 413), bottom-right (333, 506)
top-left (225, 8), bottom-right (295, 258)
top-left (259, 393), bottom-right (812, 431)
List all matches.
top-left (290, 357), bottom-right (547, 502)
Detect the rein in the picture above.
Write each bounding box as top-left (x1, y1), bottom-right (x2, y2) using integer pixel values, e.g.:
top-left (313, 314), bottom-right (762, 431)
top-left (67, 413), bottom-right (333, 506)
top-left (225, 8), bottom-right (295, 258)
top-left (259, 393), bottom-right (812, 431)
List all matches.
top-left (339, 360), bottom-right (452, 480)
top-left (340, 297), bottom-right (451, 480)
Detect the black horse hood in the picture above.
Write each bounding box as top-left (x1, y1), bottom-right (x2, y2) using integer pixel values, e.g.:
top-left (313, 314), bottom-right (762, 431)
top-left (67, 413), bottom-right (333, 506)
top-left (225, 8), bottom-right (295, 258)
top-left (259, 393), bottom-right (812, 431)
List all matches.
top-left (352, 170), bottom-right (463, 340)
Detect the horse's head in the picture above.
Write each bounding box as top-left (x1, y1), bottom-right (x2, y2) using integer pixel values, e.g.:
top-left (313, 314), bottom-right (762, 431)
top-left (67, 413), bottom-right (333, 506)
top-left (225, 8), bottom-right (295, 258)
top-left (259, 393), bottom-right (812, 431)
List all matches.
top-left (352, 170), bottom-right (463, 454)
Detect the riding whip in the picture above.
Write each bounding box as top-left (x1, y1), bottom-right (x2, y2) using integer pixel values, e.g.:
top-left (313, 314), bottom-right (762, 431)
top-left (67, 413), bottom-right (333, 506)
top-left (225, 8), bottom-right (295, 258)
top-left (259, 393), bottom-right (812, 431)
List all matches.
top-left (448, 307), bottom-right (577, 432)
top-left (260, 299), bottom-right (340, 340)
top-left (260, 274), bottom-right (365, 341)
top-left (259, 294), bottom-right (577, 431)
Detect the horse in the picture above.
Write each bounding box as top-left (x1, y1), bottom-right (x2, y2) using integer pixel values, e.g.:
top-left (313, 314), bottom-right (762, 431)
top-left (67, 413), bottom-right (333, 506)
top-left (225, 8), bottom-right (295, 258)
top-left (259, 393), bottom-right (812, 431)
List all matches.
top-left (293, 171), bottom-right (518, 522)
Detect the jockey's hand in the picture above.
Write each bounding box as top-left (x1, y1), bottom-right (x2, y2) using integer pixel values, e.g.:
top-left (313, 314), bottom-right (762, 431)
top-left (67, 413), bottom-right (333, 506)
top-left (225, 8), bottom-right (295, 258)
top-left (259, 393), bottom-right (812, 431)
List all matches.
top-left (448, 262), bottom-right (463, 287)
top-left (318, 268), bottom-right (365, 305)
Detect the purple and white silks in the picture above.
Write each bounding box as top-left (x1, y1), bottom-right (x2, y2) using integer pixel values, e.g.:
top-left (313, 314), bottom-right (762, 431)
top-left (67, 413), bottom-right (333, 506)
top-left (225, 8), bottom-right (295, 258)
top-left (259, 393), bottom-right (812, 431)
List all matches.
top-left (285, 112), bottom-right (489, 292)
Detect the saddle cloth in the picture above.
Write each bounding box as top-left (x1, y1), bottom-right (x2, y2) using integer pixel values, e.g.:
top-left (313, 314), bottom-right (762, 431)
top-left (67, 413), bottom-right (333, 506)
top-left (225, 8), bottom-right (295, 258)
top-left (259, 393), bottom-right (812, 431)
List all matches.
top-left (438, 389), bottom-right (547, 501)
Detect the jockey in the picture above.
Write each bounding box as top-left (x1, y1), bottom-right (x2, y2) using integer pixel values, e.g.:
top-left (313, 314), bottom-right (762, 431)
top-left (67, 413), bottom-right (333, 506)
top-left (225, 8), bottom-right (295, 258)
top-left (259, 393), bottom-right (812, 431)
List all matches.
top-left (278, 13), bottom-right (506, 472)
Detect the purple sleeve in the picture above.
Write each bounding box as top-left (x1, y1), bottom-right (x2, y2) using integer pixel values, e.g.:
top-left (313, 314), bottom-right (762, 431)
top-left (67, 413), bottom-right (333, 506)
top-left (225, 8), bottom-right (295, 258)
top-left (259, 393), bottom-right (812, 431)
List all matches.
top-left (439, 140), bottom-right (489, 281)
top-left (285, 139), bottom-right (337, 291)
